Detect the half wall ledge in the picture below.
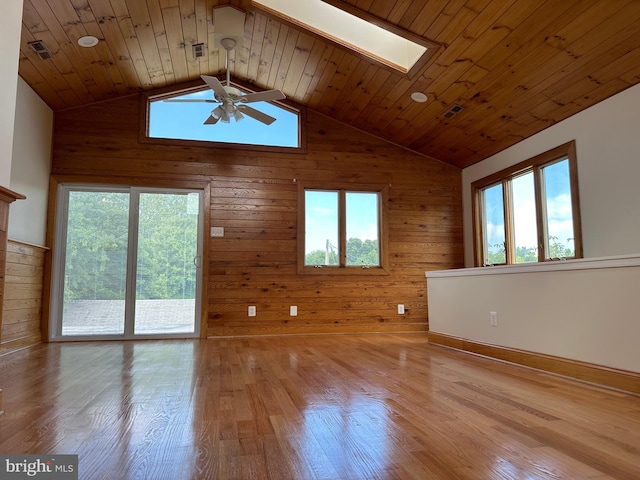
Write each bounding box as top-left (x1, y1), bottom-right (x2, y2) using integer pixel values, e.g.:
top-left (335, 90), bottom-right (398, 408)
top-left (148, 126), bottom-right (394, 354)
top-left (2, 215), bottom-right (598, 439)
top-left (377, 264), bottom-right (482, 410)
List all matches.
top-left (425, 254), bottom-right (640, 394)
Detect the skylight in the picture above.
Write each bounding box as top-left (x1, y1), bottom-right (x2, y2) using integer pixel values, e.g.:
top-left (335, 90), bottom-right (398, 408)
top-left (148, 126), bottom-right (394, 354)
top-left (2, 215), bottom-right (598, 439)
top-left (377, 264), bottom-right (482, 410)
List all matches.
top-left (147, 86), bottom-right (300, 148)
top-left (251, 0), bottom-right (435, 76)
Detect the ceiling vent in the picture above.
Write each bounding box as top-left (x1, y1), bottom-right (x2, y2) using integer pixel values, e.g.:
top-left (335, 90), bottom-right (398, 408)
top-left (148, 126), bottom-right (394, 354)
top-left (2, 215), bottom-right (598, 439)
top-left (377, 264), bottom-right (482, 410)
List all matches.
top-left (28, 40), bottom-right (53, 60)
top-left (192, 43), bottom-right (205, 58)
top-left (443, 104), bottom-right (464, 119)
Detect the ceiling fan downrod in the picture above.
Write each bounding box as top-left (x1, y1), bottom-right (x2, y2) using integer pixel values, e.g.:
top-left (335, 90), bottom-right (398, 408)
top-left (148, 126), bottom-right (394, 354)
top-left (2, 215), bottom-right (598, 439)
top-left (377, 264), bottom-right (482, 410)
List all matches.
top-left (220, 37), bottom-right (236, 88)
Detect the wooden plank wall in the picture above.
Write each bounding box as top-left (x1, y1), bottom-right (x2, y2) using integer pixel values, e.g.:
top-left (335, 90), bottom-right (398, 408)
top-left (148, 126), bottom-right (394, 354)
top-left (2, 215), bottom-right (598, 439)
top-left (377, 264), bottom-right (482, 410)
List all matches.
top-left (51, 94), bottom-right (463, 337)
top-left (1, 240), bottom-right (45, 354)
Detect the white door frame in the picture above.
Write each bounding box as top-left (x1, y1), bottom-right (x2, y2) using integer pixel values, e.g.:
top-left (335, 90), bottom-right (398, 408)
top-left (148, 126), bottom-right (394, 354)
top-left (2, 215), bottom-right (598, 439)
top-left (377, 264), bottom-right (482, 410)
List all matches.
top-left (50, 184), bottom-right (204, 341)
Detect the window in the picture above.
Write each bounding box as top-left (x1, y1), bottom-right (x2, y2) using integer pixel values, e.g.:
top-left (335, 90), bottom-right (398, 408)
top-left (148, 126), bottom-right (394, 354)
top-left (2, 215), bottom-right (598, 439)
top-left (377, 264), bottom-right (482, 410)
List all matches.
top-left (144, 81), bottom-right (301, 149)
top-left (250, 0), bottom-right (439, 78)
top-left (298, 183), bottom-right (388, 274)
top-left (472, 141), bottom-right (582, 266)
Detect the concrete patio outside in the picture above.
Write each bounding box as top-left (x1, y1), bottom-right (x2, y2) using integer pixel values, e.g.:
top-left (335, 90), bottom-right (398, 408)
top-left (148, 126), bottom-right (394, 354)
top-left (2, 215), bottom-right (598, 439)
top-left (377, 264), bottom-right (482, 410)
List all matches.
top-left (61, 299), bottom-right (196, 336)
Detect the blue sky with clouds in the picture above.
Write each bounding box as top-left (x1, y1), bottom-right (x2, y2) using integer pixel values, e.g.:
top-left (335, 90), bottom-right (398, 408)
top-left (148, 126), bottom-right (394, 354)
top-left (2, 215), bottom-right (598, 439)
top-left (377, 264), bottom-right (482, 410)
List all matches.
top-left (484, 158), bottom-right (574, 258)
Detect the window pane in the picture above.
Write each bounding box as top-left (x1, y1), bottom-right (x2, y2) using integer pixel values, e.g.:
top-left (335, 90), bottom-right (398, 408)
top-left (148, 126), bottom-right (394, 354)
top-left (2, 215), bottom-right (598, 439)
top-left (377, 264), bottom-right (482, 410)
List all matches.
top-left (62, 191), bottom-right (129, 335)
top-left (135, 193), bottom-right (199, 334)
top-left (482, 184), bottom-right (506, 265)
top-left (511, 172), bottom-right (538, 263)
top-left (542, 159), bottom-right (574, 258)
top-left (149, 88), bottom-right (299, 147)
top-left (345, 192), bottom-right (380, 266)
top-left (305, 191), bottom-right (339, 265)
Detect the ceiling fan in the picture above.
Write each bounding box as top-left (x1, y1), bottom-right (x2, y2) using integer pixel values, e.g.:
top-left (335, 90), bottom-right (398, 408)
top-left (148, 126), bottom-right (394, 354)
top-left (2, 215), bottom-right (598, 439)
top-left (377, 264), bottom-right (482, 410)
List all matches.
top-left (164, 38), bottom-right (286, 125)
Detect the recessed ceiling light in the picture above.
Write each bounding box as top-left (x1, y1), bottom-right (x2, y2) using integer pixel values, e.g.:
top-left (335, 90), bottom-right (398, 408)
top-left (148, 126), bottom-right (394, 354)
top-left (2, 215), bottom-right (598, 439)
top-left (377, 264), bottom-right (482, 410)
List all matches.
top-left (411, 92), bottom-right (428, 103)
top-left (78, 36), bottom-right (99, 48)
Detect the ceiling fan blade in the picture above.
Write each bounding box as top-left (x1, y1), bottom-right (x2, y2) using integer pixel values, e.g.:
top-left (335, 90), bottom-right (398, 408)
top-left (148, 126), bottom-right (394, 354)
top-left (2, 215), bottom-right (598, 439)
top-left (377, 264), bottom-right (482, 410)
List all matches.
top-left (201, 75), bottom-right (229, 99)
top-left (163, 99), bottom-right (217, 103)
top-left (240, 89), bottom-right (286, 103)
top-left (239, 105), bottom-right (277, 125)
top-left (203, 114), bottom-right (219, 125)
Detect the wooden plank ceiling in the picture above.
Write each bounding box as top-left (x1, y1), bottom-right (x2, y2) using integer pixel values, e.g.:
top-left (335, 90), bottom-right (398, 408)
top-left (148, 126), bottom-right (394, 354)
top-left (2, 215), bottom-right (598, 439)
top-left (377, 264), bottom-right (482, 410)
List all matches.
top-left (19, 0), bottom-right (640, 168)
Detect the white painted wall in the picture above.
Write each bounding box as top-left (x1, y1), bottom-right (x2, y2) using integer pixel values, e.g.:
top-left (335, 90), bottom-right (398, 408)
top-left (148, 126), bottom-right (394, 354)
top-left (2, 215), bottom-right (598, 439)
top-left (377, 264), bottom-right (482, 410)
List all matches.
top-left (0, 0), bottom-right (24, 186)
top-left (428, 83), bottom-right (640, 375)
top-left (427, 258), bottom-right (640, 373)
top-left (462, 82), bottom-right (640, 266)
top-left (9, 78), bottom-right (53, 246)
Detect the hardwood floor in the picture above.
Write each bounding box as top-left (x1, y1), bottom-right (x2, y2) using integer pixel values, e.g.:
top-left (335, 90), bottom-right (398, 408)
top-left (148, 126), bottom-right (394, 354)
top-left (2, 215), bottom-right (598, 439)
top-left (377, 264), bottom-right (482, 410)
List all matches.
top-left (0, 334), bottom-right (638, 479)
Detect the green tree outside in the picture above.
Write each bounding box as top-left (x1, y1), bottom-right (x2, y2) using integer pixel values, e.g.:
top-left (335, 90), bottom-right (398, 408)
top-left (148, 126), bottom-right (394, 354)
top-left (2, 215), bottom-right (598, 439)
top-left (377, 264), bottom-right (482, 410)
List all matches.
top-left (486, 235), bottom-right (573, 265)
top-left (305, 238), bottom-right (379, 266)
top-left (64, 191), bottom-right (198, 303)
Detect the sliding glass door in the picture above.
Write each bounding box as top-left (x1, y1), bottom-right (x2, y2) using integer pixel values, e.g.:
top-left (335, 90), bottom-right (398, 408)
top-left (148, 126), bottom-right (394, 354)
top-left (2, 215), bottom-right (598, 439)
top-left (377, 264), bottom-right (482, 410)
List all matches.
top-left (53, 186), bottom-right (203, 340)
top-left (134, 192), bottom-right (200, 335)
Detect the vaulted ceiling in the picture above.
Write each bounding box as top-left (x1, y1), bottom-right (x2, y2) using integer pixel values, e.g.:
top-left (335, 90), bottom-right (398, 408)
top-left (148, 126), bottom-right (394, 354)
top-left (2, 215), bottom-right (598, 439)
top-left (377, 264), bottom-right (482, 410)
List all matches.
top-left (19, 0), bottom-right (640, 168)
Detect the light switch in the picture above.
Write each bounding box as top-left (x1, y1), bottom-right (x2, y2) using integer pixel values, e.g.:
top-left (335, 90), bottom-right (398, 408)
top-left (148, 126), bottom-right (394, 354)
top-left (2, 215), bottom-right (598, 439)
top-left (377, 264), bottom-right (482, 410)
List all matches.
top-left (210, 226), bottom-right (224, 237)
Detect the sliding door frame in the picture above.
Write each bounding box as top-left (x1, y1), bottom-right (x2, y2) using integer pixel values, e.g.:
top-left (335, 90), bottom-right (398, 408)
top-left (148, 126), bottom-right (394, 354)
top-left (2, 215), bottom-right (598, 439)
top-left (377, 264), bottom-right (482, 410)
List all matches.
top-left (49, 182), bottom-right (208, 341)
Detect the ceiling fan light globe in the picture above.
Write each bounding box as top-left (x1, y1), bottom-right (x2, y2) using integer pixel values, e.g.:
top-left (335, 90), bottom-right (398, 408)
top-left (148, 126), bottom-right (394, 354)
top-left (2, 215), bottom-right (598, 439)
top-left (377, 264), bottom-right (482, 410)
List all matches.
top-left (233, 110), bottom-right (244, 122)
top-left (212, 106), bottom-right (225, 119)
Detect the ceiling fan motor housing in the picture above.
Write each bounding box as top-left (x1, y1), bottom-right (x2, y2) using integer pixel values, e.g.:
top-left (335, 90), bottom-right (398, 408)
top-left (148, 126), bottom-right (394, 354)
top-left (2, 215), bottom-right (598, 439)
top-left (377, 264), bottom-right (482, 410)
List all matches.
top-left (219, 85), bottom-right (244, 101)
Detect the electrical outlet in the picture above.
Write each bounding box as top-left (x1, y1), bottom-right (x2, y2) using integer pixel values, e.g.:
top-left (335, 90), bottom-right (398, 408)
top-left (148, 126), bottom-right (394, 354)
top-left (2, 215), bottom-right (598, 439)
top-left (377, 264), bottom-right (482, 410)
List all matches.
top-left (290, 305), bottom-right (297, 316)
top-left (210, 226), bottom-right (224, 237)
top-left (490, 311), bottom-right (498, 327)
top-left (398, 304), bottom-right (405, 314)
top-left (248, 305), bottom-right (256, 317)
